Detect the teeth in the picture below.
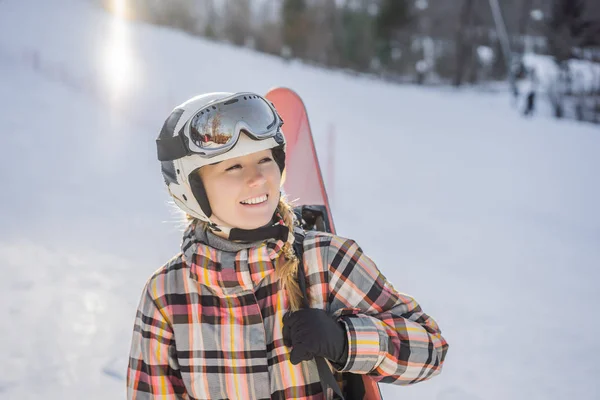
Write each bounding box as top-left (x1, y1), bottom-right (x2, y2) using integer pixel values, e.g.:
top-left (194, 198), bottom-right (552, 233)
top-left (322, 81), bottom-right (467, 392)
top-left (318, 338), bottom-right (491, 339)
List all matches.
top-left (241, 195), bottom-right (268, 205)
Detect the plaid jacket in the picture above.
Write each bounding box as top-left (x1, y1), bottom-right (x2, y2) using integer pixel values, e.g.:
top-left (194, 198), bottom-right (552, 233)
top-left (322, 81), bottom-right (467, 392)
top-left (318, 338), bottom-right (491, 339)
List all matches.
top-left (127, 225), bottom-right (448, 399)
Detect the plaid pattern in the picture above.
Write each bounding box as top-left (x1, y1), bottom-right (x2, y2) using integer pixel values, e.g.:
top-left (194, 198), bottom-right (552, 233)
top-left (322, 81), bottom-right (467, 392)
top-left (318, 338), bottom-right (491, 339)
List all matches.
top-left (127, 226), bottom-right (448, 399)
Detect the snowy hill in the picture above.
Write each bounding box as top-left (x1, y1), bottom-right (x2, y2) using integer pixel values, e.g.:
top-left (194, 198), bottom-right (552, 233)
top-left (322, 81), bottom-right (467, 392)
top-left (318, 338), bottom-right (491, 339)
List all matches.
top-left (1, 0), bottom-right (599, 399)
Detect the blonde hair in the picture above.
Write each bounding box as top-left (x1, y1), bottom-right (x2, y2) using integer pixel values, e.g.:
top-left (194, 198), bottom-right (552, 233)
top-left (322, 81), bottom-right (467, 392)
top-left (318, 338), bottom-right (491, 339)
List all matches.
top-left (186, 196), bottom-right (304, 311)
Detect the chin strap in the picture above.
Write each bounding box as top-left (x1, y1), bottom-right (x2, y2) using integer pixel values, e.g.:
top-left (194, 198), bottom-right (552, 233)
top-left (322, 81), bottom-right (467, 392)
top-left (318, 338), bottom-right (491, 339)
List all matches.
top-left (229, 224), bottom-right (289, 242)
top-left (207, 212), bottom-right (290, 242)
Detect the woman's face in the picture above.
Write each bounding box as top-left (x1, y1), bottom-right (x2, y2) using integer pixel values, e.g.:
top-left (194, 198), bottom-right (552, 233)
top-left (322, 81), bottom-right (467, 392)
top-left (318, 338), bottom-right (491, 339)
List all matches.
top-left (199, 149), bottom-right (282, 231)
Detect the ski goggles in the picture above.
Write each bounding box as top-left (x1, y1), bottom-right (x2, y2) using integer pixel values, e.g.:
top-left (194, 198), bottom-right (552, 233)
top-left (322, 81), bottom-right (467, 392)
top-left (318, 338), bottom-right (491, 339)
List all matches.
top-left (157, 93), bottom-right (283, 161)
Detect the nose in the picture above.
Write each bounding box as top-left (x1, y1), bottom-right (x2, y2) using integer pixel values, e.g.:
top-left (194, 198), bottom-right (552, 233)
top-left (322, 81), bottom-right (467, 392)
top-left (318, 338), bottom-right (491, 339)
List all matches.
top-left (247, 167), bottom-right (267, 187)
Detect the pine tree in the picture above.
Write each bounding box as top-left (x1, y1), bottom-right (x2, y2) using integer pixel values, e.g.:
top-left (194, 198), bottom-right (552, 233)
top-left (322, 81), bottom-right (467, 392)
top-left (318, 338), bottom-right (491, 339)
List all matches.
top-left (374, 0), bottom-right (413, 68)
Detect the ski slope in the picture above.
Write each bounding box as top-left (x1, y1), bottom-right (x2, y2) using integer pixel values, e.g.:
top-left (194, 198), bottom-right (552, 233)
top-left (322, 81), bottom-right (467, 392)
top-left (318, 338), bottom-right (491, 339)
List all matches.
top-left (1, 0), bottom-right (599, 399)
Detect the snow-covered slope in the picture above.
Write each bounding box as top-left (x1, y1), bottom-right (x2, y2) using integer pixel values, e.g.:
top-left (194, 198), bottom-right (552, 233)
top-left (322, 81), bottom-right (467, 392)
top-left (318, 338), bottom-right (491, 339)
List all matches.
top-left (1, 1), bottom-right (599, 399)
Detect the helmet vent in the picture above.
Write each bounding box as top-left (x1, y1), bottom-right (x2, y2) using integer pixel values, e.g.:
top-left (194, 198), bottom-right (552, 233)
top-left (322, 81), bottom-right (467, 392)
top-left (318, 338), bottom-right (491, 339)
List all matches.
top-left (182, 194), bottom-right (188, 201)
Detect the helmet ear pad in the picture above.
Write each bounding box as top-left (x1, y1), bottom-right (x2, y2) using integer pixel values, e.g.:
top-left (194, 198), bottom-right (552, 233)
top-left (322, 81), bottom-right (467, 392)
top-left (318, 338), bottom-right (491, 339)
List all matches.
top-left (271, 145), bottom-right (286, 174)
top-left (188, 170), bottom-right (212, 219)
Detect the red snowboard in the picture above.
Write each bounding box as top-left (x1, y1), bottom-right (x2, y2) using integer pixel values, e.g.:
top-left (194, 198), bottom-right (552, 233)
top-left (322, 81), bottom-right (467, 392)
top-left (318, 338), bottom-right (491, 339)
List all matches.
top-left (265, 87), bottom-right (382, 400)
top-left (265, 87), bottom-right (336, 233)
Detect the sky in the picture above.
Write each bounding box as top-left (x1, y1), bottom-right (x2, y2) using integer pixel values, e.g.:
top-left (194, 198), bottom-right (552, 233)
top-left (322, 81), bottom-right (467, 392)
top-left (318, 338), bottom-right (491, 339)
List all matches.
top-left (1, 0), bottom-right (599, 399)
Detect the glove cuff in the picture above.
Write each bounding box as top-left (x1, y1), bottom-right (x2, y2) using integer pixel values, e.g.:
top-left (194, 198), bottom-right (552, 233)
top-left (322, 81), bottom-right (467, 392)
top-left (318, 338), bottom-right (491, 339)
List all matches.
top-left (330, 321), bottom-right (349, 368)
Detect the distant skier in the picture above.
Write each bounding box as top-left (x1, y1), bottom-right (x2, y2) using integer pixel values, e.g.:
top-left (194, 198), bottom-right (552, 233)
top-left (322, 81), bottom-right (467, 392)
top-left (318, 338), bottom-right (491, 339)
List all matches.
top-left (523, 68), bottom-right (538, 117)
top-left (126, 92), bottom-right (448, 399)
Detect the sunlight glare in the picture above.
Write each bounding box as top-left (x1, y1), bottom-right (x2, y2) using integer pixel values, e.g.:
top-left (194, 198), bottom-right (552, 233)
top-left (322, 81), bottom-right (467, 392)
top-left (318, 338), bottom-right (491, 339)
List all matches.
top-left (103, 16), bottom-right (135, 103)
top-left (113, 0), bottom-right (126, 19)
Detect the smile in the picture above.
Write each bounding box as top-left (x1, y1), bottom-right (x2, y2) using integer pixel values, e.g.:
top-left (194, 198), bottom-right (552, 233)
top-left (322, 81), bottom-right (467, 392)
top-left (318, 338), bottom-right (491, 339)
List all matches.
top-left (240, 194), bottom-right (268, 205)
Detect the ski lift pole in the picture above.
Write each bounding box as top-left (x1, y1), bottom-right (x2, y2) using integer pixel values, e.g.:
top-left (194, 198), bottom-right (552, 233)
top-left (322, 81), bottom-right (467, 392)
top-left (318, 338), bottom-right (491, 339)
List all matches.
top-left (489, 0), bottom-right (517, 98)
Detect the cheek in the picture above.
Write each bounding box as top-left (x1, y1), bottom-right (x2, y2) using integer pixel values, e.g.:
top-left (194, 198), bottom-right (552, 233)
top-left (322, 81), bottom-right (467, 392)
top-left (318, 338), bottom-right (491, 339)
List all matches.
top-left (266, 165), bottom-right (282, 186)
top-left (204, 176), bottom-right (232, 207)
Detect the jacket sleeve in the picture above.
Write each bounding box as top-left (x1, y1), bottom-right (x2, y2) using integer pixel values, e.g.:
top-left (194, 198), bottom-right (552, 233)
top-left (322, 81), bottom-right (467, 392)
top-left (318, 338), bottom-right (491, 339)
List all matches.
top-left (127, 282), bottom-right (188, 399)
top-left (326, 236), bottom-right (449, 385)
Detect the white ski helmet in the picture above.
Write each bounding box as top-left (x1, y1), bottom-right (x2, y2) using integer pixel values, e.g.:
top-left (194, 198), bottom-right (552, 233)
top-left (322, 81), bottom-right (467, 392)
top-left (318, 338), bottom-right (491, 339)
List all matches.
top-left (156, 92), bottom-right (287, 236)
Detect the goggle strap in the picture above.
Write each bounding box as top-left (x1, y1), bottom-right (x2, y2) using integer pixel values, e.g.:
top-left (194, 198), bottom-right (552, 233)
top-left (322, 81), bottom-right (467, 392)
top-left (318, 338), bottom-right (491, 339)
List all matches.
top-left (157, 133), bottom-right (190, 161)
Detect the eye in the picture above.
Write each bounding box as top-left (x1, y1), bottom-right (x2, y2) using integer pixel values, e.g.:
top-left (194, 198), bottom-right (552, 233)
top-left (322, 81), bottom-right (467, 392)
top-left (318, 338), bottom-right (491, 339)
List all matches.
top-left (260, 157), bottom-right (273, 164)
top-left (225, 164), bottom-right (242, 171)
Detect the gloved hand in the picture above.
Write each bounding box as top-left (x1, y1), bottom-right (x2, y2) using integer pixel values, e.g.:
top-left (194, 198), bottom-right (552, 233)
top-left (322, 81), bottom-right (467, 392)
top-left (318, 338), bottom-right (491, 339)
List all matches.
top-left (282, 308), bottom-right (349, 366)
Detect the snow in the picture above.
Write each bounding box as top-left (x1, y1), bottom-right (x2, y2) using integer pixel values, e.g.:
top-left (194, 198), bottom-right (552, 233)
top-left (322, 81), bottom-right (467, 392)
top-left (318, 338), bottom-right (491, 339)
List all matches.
top-left (1, 0), bottom-right (599, 399)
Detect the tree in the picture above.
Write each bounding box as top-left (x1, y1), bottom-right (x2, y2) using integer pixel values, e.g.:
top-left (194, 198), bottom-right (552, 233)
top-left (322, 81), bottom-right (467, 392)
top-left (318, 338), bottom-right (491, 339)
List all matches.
top-left (282, 0), bottom-right (309, 58)
top-left (303, 0), bottom-right (339, 66)
top-left (224, 0), bottom-right (253, 47)
top-left (332, 1), bottom-right (377, 71)
top-left (374, 0), bottom-right (413, 69)
top-left (547, 0), bottom-right (599, 61)
top-left (453, 0), bottom-right (475, 86)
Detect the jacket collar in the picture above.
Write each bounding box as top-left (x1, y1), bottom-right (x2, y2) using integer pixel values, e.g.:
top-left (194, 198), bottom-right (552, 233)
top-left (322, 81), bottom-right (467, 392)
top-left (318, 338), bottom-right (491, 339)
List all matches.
top-left (181, 221), bottom-right (286, 294)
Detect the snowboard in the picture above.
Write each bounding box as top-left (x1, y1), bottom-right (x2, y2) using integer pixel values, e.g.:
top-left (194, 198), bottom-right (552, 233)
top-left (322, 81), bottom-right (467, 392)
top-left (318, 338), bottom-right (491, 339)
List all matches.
top-left (264, 87), bottom-right (336, 233)
top-left (264, 87), bottom-right (382, 400)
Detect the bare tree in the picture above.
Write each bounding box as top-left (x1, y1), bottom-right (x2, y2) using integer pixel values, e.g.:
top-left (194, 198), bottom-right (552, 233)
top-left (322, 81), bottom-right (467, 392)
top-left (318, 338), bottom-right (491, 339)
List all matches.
top-left (453, 0), bottom-right (475, 86)
top-left (304, 0), bottom-right (338, 66)
top-left (282, 0), bottom-right (309, 58)
top-left (224, 0), bottom-right (253, 47)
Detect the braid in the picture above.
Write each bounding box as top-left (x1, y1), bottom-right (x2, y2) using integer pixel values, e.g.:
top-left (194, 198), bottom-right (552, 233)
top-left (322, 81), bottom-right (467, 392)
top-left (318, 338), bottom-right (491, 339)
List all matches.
top-left (276, 197), bottom-right (304, 311)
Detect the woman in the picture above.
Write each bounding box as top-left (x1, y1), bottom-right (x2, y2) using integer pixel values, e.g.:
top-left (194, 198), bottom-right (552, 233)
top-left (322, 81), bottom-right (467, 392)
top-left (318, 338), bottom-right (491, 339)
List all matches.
top-left (127, 92), bottom-right (448, 399)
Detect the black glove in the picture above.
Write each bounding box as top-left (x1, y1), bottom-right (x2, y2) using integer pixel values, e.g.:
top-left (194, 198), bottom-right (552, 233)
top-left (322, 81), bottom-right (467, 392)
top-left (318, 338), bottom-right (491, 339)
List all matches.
top-left (282, 308), bottom-right (349, 366)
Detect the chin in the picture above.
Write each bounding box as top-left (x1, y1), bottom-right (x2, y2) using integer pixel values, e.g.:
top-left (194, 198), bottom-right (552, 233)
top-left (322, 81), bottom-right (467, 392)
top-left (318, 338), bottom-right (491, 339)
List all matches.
top-left (237, 217), bottom-right (273, 230)
top-left (237, 205), bottom-right (278, 230)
